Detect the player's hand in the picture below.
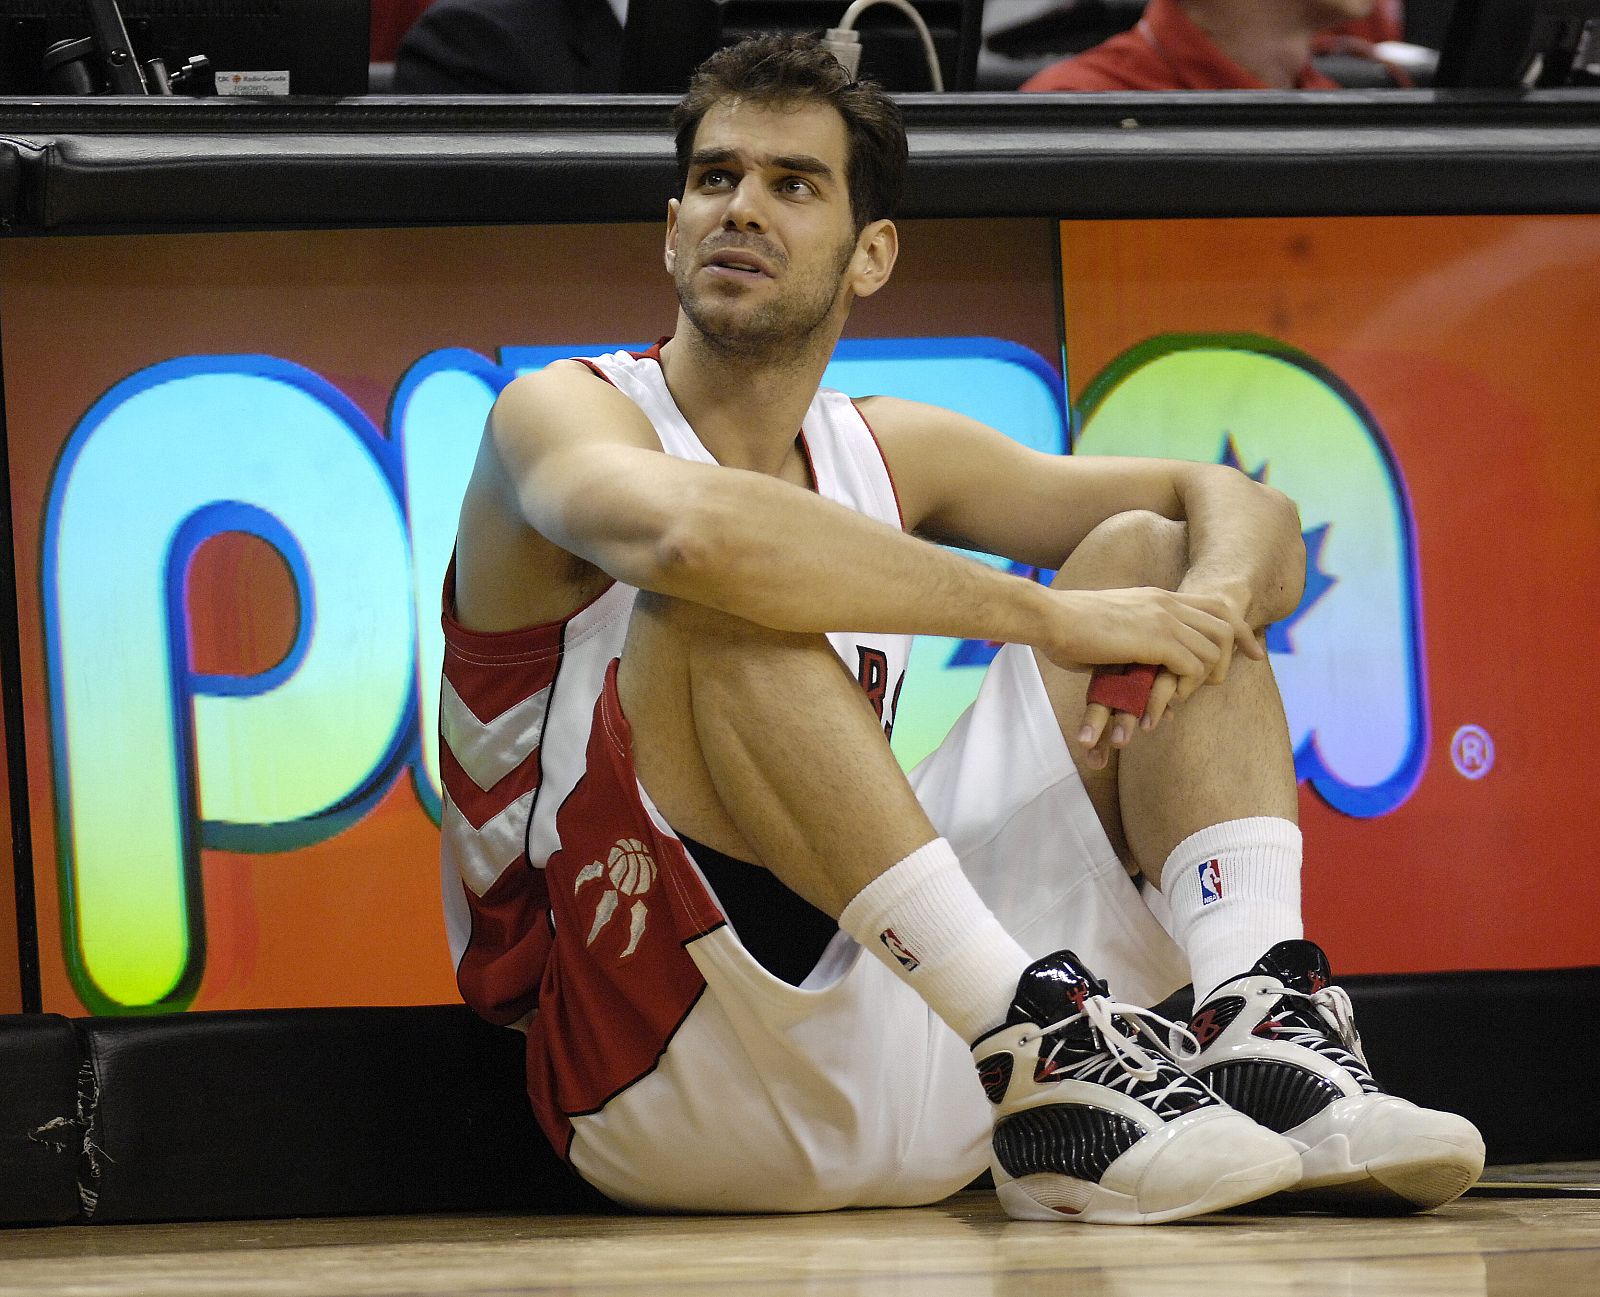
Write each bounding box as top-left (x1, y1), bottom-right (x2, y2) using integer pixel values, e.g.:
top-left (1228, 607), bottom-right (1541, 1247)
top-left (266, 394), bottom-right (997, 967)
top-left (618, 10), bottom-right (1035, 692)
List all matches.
top-left (1175, 579), bottom-right (1265, 688)
top-left (1077, 665), bottom-right (1187, 772)
top-left (1042, 587), bottom-right (1261, 769)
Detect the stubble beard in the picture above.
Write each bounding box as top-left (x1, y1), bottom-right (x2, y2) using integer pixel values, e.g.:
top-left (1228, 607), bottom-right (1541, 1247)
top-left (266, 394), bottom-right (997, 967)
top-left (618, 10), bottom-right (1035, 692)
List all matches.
top-left (676, 233), bottom-right (858, 363)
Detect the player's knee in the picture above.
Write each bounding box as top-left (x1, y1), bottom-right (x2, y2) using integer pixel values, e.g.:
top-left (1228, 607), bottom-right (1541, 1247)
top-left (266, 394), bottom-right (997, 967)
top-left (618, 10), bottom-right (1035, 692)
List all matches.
top-left (1059, 510), bottom-right (1188, 590)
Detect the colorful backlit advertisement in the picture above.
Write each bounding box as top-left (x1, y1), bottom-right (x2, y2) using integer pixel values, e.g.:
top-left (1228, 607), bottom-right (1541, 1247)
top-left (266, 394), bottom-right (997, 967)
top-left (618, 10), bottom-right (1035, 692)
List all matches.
top-left (37, 336), bottom-right (1066, 1012)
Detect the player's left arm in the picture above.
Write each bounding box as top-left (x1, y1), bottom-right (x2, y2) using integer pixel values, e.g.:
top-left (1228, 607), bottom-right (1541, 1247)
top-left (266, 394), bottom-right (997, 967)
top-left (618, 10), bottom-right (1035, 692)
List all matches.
top-left (865, 395), bottom-right (1306, 648)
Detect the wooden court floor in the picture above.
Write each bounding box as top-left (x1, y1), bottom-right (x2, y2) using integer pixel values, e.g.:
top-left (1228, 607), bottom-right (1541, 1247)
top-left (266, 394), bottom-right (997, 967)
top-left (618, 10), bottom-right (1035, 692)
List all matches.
top-left (2, 1180), bottom-right (1597, 1297)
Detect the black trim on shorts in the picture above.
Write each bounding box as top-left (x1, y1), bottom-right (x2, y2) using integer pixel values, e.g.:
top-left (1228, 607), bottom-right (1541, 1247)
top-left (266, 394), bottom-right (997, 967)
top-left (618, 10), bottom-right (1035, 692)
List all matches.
top-left (677, 834), bottom-right (840, 988)
top-left (563, 973), bottom-right (717, 1130)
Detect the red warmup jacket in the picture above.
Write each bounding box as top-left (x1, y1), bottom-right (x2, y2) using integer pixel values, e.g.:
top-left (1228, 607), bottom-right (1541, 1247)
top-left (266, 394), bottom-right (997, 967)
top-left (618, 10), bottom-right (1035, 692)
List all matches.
top-left (1021, 0), bottom-right (1345, 91)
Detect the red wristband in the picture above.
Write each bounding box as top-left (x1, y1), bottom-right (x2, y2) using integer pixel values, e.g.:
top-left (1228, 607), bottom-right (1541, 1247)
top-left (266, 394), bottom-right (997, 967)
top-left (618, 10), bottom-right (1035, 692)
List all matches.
top-left (1087, 663), bottom-right (1158, 718)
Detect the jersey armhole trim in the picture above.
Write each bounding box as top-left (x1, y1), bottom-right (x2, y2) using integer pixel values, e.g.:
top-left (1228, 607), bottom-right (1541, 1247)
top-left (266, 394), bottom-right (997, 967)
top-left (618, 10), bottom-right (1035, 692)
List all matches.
top-left (849, 398), bottom-right (907, 532)
top-left (573, 358), bottom-right (615, 386)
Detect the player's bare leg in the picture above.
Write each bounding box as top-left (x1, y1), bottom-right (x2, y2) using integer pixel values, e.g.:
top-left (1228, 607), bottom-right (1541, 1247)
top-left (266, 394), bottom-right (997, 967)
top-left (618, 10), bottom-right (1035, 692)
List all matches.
top-left (617, 590), bottom-right (1301, 1223)
top-left (1033, 509), bottom-right (1483, 1210)
top-left (1030, 509), bottom-right (1306, 1011)
top-left (619, 588), bottom-right (1043, 1064)
top-left (1030, 508), bottom-right (1298, 889)
top-left (618, 589), bottom-right (935, 919)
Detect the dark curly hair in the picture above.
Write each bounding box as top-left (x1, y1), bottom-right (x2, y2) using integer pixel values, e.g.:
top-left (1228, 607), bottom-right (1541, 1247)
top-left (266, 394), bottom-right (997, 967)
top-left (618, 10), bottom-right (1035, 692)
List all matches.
top-left (672, 33), bottom-right (908, 233)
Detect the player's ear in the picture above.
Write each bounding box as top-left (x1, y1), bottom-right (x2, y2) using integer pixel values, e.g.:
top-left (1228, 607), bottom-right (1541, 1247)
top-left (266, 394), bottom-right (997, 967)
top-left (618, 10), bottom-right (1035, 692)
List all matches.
top-left (664, 199), bottom-right (680, 272)
top-left (849, 218), bottom-right (898, 299)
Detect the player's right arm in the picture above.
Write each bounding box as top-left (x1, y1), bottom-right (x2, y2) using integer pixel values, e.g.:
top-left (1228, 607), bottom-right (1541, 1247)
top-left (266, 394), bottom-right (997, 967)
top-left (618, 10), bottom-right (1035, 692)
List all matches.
top-left (453, 362), bottom-right (1243, 695)
top-left (452, 361), bottom-right (671, 632)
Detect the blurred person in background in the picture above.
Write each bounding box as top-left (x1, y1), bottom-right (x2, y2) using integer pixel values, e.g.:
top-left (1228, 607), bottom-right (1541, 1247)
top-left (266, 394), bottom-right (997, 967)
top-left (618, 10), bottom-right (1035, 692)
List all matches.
top-left (394, 0), bottom-right (625, 94)
top-left (1020, 0), bottom-right (1407, 91)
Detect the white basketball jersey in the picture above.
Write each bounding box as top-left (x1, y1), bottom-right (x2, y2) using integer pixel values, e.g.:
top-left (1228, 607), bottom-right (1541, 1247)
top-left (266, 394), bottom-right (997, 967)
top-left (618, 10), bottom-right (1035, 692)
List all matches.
top-left (439, 343), bottom-right (911, 1004)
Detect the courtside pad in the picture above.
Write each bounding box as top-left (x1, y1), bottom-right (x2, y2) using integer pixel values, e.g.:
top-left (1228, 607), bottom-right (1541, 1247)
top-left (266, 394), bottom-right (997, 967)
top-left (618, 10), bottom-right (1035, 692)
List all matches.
top-left (0, 1014), bottom-right (83, 1223)
top-left (80, 1006), bottom-right (605, 1222)
top-left (0, 1005), bottom-right (605, 1224)
top-left (0, 968), bottom-right (1596, 1224)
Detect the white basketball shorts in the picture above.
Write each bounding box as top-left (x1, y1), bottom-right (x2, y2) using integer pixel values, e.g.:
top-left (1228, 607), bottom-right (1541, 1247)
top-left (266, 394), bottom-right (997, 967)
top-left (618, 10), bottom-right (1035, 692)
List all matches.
top-left (556, 644), bottom-right (1187, 1212)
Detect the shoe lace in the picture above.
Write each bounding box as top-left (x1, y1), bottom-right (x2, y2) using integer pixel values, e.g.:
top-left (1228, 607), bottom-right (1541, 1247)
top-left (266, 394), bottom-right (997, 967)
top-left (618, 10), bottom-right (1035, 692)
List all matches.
top-left (1265, 983), bottom-right (1380, 1090)
top-left (1032, 995), bottom-right (1215, 1115)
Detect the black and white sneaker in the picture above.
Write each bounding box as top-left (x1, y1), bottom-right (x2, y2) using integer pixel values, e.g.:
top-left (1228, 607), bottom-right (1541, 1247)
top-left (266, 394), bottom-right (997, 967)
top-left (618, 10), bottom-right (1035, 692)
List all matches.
top-left (972, 951), bottom-right (1301, 1223)
top-left (1185, 939), bottom-right (1485, 1212)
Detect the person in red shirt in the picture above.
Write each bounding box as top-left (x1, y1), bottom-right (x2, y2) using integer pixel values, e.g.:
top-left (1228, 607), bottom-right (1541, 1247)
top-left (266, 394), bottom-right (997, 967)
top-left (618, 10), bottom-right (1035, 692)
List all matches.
top-left (370, 0), bottom-right (434, 62)
top-left (1021, 0), bottom-right (1391, 92)
top-left (1336, 0), bottom-right (1404, 46)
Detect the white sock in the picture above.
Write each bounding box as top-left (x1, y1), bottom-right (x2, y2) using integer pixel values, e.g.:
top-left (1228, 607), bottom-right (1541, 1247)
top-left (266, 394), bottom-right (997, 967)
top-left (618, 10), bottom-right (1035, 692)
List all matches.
top-left (838, 838), bottom-right (1031, 1044)
top-left (1159, 817), bottom-right (1303, 1004)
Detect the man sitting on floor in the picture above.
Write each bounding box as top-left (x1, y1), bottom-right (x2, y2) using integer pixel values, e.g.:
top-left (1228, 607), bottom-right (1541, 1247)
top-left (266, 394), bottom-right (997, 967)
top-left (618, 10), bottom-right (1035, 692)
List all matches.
top-left (439, 32), bottom-right (1483, 1222)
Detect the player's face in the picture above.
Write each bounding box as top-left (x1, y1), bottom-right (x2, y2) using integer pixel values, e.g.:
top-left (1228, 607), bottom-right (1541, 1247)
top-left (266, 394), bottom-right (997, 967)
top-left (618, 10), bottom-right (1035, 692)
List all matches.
top-left (667, 99), bottom-right (866, 358)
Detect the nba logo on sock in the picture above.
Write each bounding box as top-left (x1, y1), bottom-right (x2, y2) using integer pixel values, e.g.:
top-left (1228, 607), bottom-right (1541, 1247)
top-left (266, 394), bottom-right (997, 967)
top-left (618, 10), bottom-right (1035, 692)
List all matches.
top-left (1199, 858), bottom-right (1224, 905)
top-left (880, 928), bottom-right (921, 971)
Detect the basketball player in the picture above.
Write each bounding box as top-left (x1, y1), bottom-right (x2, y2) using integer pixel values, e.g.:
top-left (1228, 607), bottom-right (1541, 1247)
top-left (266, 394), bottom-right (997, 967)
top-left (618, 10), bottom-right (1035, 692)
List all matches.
top-left (440, 34), bottom-right (1484, 1222)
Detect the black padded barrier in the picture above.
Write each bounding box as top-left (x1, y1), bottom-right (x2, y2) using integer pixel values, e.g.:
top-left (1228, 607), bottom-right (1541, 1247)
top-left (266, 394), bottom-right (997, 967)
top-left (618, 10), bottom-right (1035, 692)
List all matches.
top-left (0, 1014), bottom-right (85, 1224)
top-left (73, 1005), bottom-right (605, 1223)
top-left (1, 90), bottom-right (1600, 232)
top-left (0, 134), bottom-right (46, 233)
top-left (1, 970), bottom-right (1596, 1225)
top-left (0, 142), bottom-right (18, 229)
top-left (1342, 967), bottom-right (1600, 1167)
top-left (0, 1005), bottom-right (608, 1225)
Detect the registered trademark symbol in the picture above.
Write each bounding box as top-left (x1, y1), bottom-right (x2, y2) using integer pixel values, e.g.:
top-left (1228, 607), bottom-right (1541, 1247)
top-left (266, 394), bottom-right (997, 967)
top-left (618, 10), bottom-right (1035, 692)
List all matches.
top-left (1450, 724), bottom-right (1494, 780)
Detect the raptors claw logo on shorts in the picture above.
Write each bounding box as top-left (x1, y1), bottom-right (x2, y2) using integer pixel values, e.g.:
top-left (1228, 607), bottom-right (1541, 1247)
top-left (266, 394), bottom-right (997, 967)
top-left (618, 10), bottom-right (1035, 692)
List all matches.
top-left (574, 838), bottom-right (657, 959)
